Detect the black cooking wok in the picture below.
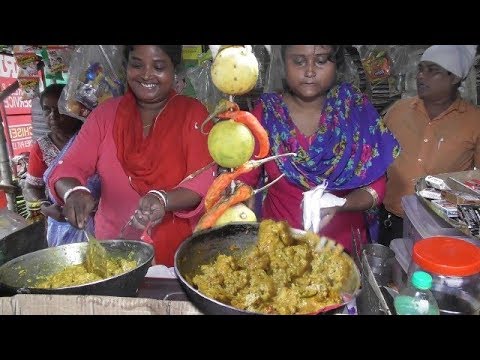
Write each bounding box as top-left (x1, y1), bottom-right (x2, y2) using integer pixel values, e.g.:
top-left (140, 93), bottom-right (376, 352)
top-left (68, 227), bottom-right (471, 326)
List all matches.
top-left (0, 240), bottom-right (154, 297)
top-left (174, 223), bottom-right (361, 315)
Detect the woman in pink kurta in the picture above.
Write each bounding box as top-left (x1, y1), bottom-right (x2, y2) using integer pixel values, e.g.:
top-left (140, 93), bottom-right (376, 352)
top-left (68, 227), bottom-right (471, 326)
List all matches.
top-left (239, 46), bottom-right (399, 253)
top-left (49, 46), bottom-right (215, 266)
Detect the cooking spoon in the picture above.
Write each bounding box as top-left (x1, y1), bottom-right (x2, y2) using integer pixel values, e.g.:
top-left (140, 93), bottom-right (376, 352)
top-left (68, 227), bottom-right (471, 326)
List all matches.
top-left (84, 230), bottom-right (108, 278)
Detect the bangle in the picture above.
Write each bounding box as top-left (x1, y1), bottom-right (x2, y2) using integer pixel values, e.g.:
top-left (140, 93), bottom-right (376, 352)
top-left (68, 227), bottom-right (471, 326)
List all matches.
top-left (362, 186), bottom-right (379, 209)
top-left (26, 200), bottom-right (42, 210)
top-left (40, 200), bottom-right (52, 207)
top-left (63, 186), bottom-right (91, 203)
top-left (148, 190), bottom-right (168, 209)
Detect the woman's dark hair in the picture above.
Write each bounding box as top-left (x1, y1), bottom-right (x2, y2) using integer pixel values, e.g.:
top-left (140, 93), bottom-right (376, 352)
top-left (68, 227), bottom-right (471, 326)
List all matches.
top-left (280, 45), bottom-right (345, 71)
top-left (39, 83), bottom-right (65, 110)
top-left (124, 45), bottom-right (182, 67)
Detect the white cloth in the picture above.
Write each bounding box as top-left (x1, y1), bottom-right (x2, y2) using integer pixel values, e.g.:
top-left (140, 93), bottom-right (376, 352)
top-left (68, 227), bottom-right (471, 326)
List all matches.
top-left (302, 181), bottom-right (346, 233)
top-left (420, 45), bottom-right (477, 79)
top-left (145, 265), bottom-right (176, 279)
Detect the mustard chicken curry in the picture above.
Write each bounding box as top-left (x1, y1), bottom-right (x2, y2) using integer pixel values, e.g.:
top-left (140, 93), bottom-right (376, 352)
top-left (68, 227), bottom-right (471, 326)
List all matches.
top-left (34, 256), bottom-right (137, 289)
top-left (191, 219), bottom-right (354, 315)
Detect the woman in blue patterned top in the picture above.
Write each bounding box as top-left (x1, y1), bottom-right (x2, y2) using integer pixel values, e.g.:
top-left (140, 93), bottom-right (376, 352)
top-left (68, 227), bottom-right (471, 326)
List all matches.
top-left (240, 45), bottom-right (399, 252)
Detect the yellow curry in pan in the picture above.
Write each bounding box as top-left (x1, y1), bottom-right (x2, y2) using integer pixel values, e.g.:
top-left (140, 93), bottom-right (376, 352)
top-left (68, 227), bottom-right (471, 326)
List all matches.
top-left (34, 257), bottom-right (137, 289)
top-left (191, 220), bottom-right (354, 315)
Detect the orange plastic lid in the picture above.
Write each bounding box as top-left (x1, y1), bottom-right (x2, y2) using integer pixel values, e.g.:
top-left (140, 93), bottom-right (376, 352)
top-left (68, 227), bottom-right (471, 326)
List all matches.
top-left (413, 237), bottom-right (480, 277)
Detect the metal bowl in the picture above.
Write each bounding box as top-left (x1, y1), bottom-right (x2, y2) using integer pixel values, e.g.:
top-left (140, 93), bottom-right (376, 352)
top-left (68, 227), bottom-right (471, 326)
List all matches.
top-left (174, 223), bottom-right (361, 315)
top-left (0, 240), bottom-right (154, 297)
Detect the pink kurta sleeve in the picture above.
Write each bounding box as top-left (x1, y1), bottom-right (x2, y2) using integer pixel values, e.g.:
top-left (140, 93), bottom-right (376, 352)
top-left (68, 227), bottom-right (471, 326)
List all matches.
top-left (25, 141), bottom-right (47, 187)
top-left (173, 164), bottom-right (217, 220)
top-left (370, 175), bottom-right (387, 205)
top-left (47, 103), bottom-right (109, 204)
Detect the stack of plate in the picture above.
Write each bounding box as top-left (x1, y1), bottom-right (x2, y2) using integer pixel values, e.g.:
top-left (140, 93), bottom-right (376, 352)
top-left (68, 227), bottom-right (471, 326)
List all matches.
top-left (369, 79), bottom-right (402, 114)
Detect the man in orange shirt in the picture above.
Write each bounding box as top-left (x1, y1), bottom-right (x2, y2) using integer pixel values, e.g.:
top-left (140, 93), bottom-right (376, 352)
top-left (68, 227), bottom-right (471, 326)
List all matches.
top-left (379, 45), bottom-right (480, 246)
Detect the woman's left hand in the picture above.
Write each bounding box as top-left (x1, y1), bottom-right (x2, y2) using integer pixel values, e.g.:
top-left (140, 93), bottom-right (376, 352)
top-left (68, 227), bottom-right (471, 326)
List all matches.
top-left (41, 203), bottom-right (66, 222)
top-left (132, 193), bottom-right (166, 231)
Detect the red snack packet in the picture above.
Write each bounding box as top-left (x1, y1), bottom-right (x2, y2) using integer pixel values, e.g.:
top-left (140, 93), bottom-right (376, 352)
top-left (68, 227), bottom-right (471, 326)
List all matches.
top-left (362, 50), bottom-right (392, 82)
top-left (464, 180), bottom-right (478, 190)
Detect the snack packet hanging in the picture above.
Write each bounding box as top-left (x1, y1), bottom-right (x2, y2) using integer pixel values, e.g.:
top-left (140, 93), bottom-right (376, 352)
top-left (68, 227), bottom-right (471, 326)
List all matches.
top-left (362, 50), bottom-right (392, 83)
top-left (14, 52), bottom-right (39, 77)
top-left (46, 45), bottom-right (73, 74)
top-left (39, 47), bottom-right (64, 82)
top-left (18, 77), bottom-right (40, 100)
top-left (13, 47), bottom-right (42, 100)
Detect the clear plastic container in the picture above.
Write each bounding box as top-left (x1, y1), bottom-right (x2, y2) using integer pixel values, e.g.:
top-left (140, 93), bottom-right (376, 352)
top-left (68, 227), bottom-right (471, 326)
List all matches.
top-left (363, 243), bottom-right (396, 286)
top-left (390, 238), bottom-right (413, 271)
top-left (390, 238), bottom-right (414, 289)
top-left (394, 271), bottom-right (440, 315)
top-left (408, 237), bottom-right (480, 315)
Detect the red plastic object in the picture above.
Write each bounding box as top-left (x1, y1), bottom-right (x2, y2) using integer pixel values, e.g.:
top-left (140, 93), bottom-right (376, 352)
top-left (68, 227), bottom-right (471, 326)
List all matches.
top-left (140, 230), bottom-right (154, 244)
top-left (0, 190), bottom-right (6, 208)
top-left (413, 237), bottom-right (480, 276)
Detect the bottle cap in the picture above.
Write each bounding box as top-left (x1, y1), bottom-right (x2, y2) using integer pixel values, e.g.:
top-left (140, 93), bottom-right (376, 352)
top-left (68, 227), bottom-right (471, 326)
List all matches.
top-left (411, 271), bottom-right (433, 290)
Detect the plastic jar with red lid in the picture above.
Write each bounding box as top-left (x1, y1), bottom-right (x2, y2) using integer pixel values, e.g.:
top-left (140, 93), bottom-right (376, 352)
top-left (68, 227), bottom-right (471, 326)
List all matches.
top-left (407, 236), bottom-right (480, 315)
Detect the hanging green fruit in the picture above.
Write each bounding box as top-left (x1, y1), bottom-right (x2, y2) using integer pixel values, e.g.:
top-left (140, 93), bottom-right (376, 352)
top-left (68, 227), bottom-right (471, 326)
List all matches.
top-left (211, 45), bottom-right (259, 95)
top-left (215, 203), bottom-right (257, 226)
top-left (207, 120), bottom-right (254, 168)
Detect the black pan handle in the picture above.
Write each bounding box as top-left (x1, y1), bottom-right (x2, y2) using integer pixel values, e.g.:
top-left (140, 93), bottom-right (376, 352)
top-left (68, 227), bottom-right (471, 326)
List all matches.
top-left (17, 287), bottom-right (31, 294)
top-left (163, 292), bottom-right (186, 301)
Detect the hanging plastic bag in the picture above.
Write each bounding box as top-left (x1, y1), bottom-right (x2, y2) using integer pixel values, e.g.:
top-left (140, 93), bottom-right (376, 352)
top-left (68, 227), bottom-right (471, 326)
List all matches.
top-left (340, 50), bottom-right (362, 89)
top-left (264, 45), bottom-right (285, 93)
top-left (58, 45), bottom-right (126, 121)
top-left (252, 45), bottom-right (270, 91)
top-left (186, 55), bottom-right (227, 113)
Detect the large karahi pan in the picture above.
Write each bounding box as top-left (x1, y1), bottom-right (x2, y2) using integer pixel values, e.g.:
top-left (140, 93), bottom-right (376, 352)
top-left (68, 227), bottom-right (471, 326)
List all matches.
top-left (174, 223), bottom-right (361, 315)
top-left (0, 240), bottom-right (154, 297)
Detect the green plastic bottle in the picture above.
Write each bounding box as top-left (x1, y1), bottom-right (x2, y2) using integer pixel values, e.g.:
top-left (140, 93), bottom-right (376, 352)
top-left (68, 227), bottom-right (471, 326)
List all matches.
top-left (394, 271), bottom-right (440, 315)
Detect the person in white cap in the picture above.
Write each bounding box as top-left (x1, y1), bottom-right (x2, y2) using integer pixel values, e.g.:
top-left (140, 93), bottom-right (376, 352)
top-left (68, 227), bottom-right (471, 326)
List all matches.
top-left (379, 45), bottom-right (480, 246)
